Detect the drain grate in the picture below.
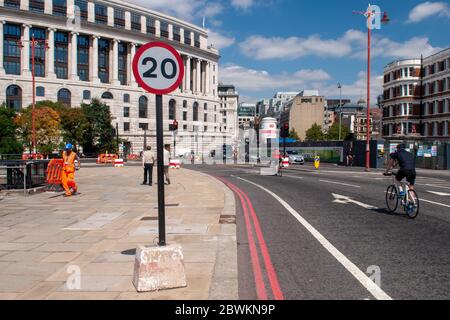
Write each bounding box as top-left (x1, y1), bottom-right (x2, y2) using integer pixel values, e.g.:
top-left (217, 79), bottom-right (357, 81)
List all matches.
top-left (153, 203), bottom-right (179, 209)
top-left (141, 216), bottom-right (158, 221)
top-left (219, 215), bottom-right (236, 224)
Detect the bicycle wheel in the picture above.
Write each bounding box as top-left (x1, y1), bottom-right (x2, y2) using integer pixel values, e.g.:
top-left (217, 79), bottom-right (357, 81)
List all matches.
top-left (406, 189), bottom-right (419, 219)
top-left (386, 185), bottom-right (399, 213)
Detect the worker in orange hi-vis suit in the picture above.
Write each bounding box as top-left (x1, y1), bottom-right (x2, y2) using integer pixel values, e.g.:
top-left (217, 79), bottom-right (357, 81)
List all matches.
top-left (61, 143), bottom-right (80, 197)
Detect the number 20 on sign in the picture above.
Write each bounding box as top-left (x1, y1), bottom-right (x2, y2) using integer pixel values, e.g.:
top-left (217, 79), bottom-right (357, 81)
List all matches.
top-left (132, 42), bottom-right (184, 246)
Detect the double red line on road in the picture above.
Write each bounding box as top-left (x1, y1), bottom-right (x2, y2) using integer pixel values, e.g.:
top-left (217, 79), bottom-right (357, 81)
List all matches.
top-left (216, 176), bottom-right (284, 300)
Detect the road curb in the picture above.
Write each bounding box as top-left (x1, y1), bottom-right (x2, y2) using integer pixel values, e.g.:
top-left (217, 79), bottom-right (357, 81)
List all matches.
top-left (191, 170), bottom-right (238, 300)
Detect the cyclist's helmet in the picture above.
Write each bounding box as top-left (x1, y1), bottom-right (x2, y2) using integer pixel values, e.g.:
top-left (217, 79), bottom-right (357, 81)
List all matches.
top-left (397, 143), bottom-right (406, 150)
top-left (65, 143), bottom-right (73, 150)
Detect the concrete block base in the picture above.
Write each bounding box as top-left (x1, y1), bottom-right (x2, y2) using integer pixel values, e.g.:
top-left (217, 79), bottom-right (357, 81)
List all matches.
top-left (132, 244), bottom-right (187, 292)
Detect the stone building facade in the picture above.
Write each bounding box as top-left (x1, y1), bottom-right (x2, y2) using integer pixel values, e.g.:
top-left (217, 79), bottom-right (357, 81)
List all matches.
top-left (0, 0), bottom-right (233, 155)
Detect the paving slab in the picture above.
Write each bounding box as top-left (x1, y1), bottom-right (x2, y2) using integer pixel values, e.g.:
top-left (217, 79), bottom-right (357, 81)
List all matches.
top-left (0, 166), bottom-right (237, 300)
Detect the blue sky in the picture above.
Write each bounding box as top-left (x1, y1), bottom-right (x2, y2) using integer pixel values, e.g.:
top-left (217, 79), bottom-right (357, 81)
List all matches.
top-left (128, 0), bottom-right (450, 104)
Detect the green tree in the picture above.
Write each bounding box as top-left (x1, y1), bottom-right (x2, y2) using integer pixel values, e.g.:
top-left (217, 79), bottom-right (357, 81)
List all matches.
top-left (289, 129), bottom-right (300, 140)
top-left (59, 107), bottom-right (89, 149)
top-left (0, 104), bottom-right (23, 156)
top-left (81, 99), bottom-right (117, 154)
top-left (305, 123), bottom-right (325, 141)
top-left (326, 123), bottom-right (350, 141)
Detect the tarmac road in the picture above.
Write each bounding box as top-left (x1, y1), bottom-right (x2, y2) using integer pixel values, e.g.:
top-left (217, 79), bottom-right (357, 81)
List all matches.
top-left (190, 164), bottom-right (450, 300)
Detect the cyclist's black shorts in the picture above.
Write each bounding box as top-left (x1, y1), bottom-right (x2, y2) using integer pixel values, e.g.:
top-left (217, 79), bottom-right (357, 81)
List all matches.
top-left (396, 169), bottom-right (416, 186)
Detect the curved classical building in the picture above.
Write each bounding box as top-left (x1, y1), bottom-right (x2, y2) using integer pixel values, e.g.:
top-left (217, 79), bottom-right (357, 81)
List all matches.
top-left (0, 0), bottom-right (234, 155)
top-left (382, 49), bottom-right (450, 141)
top-left (382, 59), bottom-right (422, 139)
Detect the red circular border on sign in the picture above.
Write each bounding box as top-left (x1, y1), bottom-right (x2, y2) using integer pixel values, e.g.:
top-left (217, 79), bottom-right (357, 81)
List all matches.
top-left (132, 41), bottom-right (185, 95)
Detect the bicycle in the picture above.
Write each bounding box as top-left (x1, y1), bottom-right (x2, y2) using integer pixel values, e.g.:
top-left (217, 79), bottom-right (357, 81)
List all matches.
top-left (384, 171), bottom-right (420, 219)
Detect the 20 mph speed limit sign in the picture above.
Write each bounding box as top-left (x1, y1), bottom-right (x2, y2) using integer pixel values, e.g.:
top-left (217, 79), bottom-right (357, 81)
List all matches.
top-left (132, 42), bottom-right (184, 95)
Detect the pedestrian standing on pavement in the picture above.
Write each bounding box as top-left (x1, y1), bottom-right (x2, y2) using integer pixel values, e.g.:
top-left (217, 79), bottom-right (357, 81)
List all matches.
top-left (163, 144), bottom-right (171, 185)
top-left (142, 146), bottom-right (155, 186)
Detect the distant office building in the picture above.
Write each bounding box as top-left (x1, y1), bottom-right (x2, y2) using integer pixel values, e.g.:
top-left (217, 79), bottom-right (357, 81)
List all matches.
top-left (280, 92), bottom-right (326, 141)
top-left (327, 99), bottom-right (352, 108)
top-left (218, 84), bottom-right (239, 143)
top-left (238, 103), bottom-right (256, 128)
top-left (256, 98), bottom-right (270, 117)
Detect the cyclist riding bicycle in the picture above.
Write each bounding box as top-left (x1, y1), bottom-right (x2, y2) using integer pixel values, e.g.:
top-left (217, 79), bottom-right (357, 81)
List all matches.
top-left (384, 143), bottom-right (416, 197)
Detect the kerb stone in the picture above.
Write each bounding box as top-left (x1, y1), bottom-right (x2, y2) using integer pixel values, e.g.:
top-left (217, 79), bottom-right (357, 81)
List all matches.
top-left (132, 244), bottom-right (187, 292)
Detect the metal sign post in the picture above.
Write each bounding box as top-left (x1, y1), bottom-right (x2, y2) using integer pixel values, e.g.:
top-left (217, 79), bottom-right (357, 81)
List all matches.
top-left (133, 42), bottom-right (184, 247)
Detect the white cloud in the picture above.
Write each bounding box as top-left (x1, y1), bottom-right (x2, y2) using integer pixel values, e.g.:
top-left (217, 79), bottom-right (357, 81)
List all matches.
top-left (125, 0), bottom-right (222, 23)
top-left (239, 29), bottom-right (441, 60)
top-left (231, 0), bottom-right (255, 10)
top-left (207, 30), bottom-right (235, 49)
top-left (407, 1), bottom-right (450, 23)
top-left (239, 34), bottom-right (353, 60)
top-left (321, 71), bottom-right (384, 106)
top-left (219, 64), bottom-right (331, 92)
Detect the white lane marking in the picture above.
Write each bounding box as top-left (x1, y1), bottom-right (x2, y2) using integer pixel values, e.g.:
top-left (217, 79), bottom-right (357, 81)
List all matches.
top-left (382, 191), bottom-right (450, 209)
top-left (421, 199), bottom-right (450, 208)
top-left (332, 193), bottom-right (378, 209)
top-left (284, 175), bottom-right (304, 180)
top-left (419, 184), bottom-right (450, 190)
top-left (319, 180), bottom-right (361, 188)
top-left (427, 191), bottom-right (450, 196)
top-left (236, 177), bottom-right (392, 301)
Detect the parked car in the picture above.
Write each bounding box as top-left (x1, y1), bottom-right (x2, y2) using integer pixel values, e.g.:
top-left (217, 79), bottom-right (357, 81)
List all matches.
top-left (286, 150), bottom-right (304, 165)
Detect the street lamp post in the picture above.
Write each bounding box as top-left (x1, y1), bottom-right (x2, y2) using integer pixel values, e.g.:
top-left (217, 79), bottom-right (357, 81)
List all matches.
top-left (353, 5), bottom-right (389, 171)
top-left (338, 83), bottom-right (342, 140)
top-left (18, 35), bottom-right (49, 154)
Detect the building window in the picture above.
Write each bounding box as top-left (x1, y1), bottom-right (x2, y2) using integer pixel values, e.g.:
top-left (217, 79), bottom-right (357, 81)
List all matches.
top-left (183, 124), bottom-right (187, 131)
top-left (95, 4), bottom-right (107, 24)
top-left (77, 35), bottom-right (89, 81)
top-left (114, 8), bottom-right (125, 28)
top-left (53, 0), bottom-right (67, 16)
top-left (183, 111), bottom-right (187, 121)
top-left (193, 102), bottom-right (199, 121)
top-left (55, 31), bottom-right (69, 79)
top-left (75, 0), bottom-right (88, 21)
top-left (30, 0), bottom-right (45, 13)
top-left (118, 42), bottom-right (127, 85)
top-left (139, 123), bottom-right (148, 130)
top-left (173, 25), bottom-right (180, 42)
top-left (36, 86), bottom-right (45, 97)
top-left (183, 100), bottom-right (187, 108)
top-left (146, 17), bottom-right (155, 34)
top-left (30, 27), bottom-right (46, 77)
top-left (6, 85), bottom-right (22, 111)
top-left (4, 0), bottom-right (20, 9)
top-left (98, 39), bottom-right (109, 83)
top-left (184, 30), bottom-right (192, 45)
top-left (204, 113), bottom-right (208, 122)
top-left (160, 21), bottom-right (169, 38)
top-left (83, 90), bottom-right (91, 100)
top-left (194, 33), bottom-right (200, 48)
top-left (57, 88), bottom-right (71, 106)
top-left (131, 13), bottom-right (141, 31)
top-left (101, 92), bottom-right (113, 99)
top-left (123, 107), bottom-right (130, 118)
top-left (123, 94), bottom-right (130, 103)
top-left (139, 96), bottom-right (148, 118)
top-left (169, 99), bottom-right (176, 120)
top-left (3, 24), bottom-right (21, 75)
top-left (124, 122), bottom-right (130, 132)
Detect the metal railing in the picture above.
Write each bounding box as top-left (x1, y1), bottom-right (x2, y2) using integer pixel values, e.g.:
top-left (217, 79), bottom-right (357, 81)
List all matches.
top-left (0, 160), bottom-right (50, 195)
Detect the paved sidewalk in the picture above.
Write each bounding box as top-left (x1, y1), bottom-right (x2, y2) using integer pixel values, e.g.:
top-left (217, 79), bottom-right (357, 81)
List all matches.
top-left (0, 166), bottom-right (237, 300)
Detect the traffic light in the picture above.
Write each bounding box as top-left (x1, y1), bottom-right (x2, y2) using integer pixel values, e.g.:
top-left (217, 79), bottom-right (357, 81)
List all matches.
top-left (281, 122), bottom-right (289, 138)
top-left (170, 120), bottom-right (179, 131)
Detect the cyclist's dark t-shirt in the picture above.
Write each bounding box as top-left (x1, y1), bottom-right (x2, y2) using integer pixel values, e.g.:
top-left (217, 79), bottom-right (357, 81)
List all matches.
top-left (390, 150), bottom-right (415, 171)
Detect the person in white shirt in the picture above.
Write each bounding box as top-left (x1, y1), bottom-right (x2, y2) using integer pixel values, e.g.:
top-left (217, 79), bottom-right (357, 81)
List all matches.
top-left (163, 144), bottom-right (171, 185)
top-left (142, 146), bottom-right (155, 185)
